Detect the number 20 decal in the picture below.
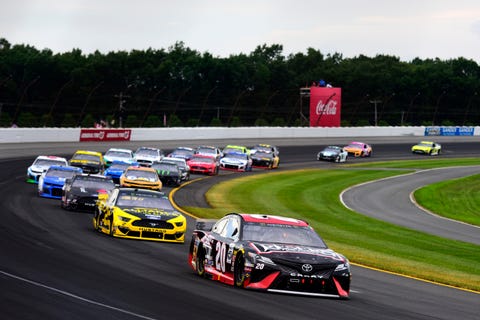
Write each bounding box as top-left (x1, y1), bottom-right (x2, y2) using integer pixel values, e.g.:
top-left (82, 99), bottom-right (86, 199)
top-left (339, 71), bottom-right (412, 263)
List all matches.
top-left (215, 241), bottom-right (226, 273)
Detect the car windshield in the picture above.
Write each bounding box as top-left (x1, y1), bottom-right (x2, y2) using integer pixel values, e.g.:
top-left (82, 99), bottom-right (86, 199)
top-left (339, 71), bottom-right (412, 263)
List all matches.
top-left (106, 150), bottom-right (131, 158)
top-left (116, 192), bottom-right (174, 209)
top-left (35, 159), bottom-right (65, 166)
top-left (152, 163), bottom-right (178, 171)
top-left (164, 159), bottom-right (186, 168)
top-left (72, 177), bottom-right (115, 189)
top-left (196, 147), bottom-right (216, 155)
top-left (223, 147), bottom-right (244, 154)
top-left (136, 149), bottom-right (158, 157)
top-left (242, 223), bottom-right (327, 248)
top-left (125, 170), bottom-right (158, 182)
top-left (253, 151), bottom-right (272, 159)
top-left (325, 146), bottom-right (340, 151)
top-left (191, 156), bottom-right (214, 163)
top-left (46, 169), bottom-right (77, 178)
top-left (172, 149), bottom-right (193, 156)
top-left (226, 153), bottom-right (247, 160)
top-left (109, 163), bottom-right (131, 170)
top-left (418, 142), bottom-right (433, 147)
top-left (72, 154), bottom-right (100, 162)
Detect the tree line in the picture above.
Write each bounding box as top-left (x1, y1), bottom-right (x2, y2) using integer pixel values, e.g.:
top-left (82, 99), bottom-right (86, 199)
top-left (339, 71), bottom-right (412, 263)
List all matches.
top-left (0, 37), bottom-right (479, 128)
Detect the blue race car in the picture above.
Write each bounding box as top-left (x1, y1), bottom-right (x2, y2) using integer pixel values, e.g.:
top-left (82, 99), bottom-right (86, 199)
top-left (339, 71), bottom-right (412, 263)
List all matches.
top-left (38, 165), bottom-right (82, 199)
top-left (104, 160), bottom-right (139, 184)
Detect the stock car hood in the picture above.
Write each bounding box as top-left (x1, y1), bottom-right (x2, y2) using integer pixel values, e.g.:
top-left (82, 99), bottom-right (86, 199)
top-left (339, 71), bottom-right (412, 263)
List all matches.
top-left (221, 157), bottom-right (248, 165)
top-left (320, 150), bottom-right (339, 156)
top-left (157, 170), bottom-right (180, 177)
top-left (250, 242), bottom-right (345, 264)
top-left (43, 176), bottom-right (67, 185)
top-left (69, 186), bottom-right (111, 197)
top-left (119, 207), bottom-right (182, 220)
top-left (70, 159), bottom-right (101, 166)
top-left (104, 168), bottom-right (125, 177)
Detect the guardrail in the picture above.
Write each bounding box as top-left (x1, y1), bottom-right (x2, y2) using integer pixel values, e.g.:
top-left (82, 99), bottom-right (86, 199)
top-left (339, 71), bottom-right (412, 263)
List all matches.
top-left (0, 126), bottom-right (477, 143)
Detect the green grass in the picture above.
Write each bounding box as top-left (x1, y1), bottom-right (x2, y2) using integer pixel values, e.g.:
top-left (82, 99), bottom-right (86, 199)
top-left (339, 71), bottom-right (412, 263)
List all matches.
top-left (414, 174), bottom-right (480, 226)
top-left (182, 159), bottom-right (480, 292)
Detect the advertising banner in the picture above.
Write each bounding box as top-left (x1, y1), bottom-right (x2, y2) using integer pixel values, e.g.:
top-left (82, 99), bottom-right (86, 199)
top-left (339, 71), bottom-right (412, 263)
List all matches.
top-left (79, 129), bottom-right (132, 142)
top-left (424, 127), bottom-right (474, 136)
top-left (309, 87), bottom-right (342, 127)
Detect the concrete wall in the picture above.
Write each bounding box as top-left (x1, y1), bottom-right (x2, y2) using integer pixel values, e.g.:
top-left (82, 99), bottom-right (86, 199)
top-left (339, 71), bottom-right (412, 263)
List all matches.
top-left (0, 126), bottom-right (477, 143)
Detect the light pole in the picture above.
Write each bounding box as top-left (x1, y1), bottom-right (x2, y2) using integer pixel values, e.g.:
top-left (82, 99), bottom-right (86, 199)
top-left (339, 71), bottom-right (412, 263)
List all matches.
top-left (141, 86), bottom-right (166, 127)
top-left (369, 99), bottom-right (382, 126)
top-left (463, 92), bottom-right (478, 125)
top-left (45, 78), bottom-right (73, 126)
top-left (198, 85), bottom-right (218, 126)
top-left (77, 81), bottom-right (103, 127)
top-left (12, 76), bottom-right (40, 126)
top-left (432, 91), bottom-right (446, 126)
top-left (403, 92), bottom-right (420, 125)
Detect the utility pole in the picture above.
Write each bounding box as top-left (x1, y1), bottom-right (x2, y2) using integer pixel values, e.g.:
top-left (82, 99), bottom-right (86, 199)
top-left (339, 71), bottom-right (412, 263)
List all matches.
top-left (114, 92), bottom-right (130, 128)
top-left (369, 99), bottom-right (382, 126)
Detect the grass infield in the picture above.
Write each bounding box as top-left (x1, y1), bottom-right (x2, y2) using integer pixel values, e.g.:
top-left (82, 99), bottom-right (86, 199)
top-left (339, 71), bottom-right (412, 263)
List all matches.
top-left (184, 158), bottom-right (480, 292)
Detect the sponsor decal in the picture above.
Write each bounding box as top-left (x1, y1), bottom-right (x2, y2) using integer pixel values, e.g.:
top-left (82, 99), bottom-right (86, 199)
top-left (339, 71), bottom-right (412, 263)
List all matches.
top-left (79, 129), bottom-right (132, 142)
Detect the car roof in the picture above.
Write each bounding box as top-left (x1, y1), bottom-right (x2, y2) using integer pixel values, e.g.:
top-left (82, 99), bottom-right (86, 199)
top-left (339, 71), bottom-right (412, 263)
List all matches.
top-left (73, 150), bottom-right (102, 156)
top-left (106, 148), bottom-right (132, 153)
top-left (35, 155), bottom-right (67, 161)
top-left (232, 213), bottom-right (309, 227)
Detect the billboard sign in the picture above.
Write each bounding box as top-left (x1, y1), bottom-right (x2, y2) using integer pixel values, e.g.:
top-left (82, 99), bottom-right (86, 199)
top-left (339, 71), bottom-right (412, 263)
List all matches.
top-left (309, 87), bottom-right (342, 127)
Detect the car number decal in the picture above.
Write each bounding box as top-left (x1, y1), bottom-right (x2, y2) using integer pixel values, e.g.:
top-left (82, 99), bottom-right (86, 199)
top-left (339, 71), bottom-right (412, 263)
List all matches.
top-left (215, 241), bottom-right (227, 273)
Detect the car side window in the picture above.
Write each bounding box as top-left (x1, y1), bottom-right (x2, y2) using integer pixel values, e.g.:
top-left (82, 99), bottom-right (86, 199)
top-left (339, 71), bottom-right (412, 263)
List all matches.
top-left (222, 218), bottom-right (240, 239)
top-left (212, 218), bottom-right (228, 235)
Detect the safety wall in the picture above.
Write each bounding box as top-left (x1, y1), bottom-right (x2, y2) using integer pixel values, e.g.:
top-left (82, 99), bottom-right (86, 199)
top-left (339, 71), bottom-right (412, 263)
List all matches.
top-left (0, 126), bottom-right (478, 144)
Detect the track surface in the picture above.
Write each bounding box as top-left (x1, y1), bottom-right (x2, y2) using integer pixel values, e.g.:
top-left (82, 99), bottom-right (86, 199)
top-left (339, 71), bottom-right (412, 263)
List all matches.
top-left (0, 137), bottom-right (479, 319)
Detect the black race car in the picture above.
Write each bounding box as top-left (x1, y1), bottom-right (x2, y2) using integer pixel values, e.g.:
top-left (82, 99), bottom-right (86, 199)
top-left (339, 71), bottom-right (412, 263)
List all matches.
top-left (188, 213), bottom-right (351, 298)
top-left (151, 161), bottom-right (182, 187)
top-left (61, 174), bottom-right (115, 212)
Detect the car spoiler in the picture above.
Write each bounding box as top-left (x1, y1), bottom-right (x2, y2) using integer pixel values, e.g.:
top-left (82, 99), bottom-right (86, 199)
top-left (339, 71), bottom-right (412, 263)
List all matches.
top-left (195, 219), bottom-right (217, 231)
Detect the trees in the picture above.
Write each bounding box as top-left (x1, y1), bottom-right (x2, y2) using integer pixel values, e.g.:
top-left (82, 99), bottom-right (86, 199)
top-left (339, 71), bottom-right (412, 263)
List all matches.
top-left (0, 37), bottom-right (479, 128)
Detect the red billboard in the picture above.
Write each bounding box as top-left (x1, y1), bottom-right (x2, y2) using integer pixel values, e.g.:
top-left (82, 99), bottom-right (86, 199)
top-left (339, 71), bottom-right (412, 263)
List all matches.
top-left (79, 129), bottom-right (132, 142)
top-left (309, 87), bottom-right (342, 127)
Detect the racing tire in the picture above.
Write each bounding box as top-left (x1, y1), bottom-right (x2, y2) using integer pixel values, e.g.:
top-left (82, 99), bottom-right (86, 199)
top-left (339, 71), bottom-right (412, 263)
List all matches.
top-left (108, 216), bottom-right (115, 236)
top-left (234, 253), bottom-right (246, 288)
top-left (195, 246), bottom-right (206, 277)
top-left (93, 210), bottom-right (102, 231)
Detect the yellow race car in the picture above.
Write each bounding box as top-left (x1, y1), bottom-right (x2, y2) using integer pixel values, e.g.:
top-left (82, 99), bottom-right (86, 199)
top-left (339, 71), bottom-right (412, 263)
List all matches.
top-left (119, 166), bottom-right (162, 191)
top-left (93, 188), bottom-right (186, 243)
top-left (411, 141), bottom-right (442, 155)
top-left (69, 150), bottom-right (105, 174)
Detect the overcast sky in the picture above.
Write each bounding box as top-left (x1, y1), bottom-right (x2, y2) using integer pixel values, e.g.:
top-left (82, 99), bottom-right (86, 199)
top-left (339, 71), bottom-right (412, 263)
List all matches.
top-left (2, 0), bottom-right (480, 62)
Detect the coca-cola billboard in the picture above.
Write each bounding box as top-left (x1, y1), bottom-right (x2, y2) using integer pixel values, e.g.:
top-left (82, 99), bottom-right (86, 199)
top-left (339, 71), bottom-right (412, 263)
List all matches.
top-left (309, 87), bottom-right (342, 127)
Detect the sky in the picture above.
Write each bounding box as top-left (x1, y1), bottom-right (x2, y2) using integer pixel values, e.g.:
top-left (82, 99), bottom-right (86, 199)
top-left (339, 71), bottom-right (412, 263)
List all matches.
top-left (2, 0), bottom-right (480, 62)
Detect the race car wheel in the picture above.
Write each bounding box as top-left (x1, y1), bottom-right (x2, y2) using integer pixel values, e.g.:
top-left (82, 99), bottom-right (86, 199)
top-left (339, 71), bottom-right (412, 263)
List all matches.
top-left (234, 253), bottom-right (246, 288)
top-left (108, 217), bottom-right (115, 236)
top-left (195, 246), bottom-right (206, 277)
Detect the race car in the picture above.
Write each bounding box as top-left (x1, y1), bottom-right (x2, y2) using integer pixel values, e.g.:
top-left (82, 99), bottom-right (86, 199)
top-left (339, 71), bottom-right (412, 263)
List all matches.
top-left (250, 144), bottom-right (279, 157)
top-left (38, 165), bottom-right (82, 199)
top-left (222, 145), bottom-right (250, 155)
top-left (151, 161), bottom-right (182, 187)
top-left (61, 174), bottom-right (115, 211)
top-left (188, 213), bottom-right (351, 299)
top-left (69, 150), bottom-right (105, 174)
top-left (167, 147), bottom-right (195, 161)
top-left (251, 150), bottom-right (279, 169)
top-left (220, 152), bottom-right (253, 171)
top-left (26, 155), bottom-right (68, 183)
top-left (411, 141), bottom-right (442, 155)
top-left (187, 155), bottom-right (219, 175)
top-left (104, 160), bottom-right (139, 184)
top-left (93, 187), bottom-right (186, 243)
top-left (343, 141), bottom-right (372, 157)
top-left (195, 145), bottom-right (223, 161)
top-left (317, 146), bottom-right (348, 162)
top-left (119, 166), bottom-right (162, 191)
top-left (162, 157), bottom-right (190, 181)
top-left (134, 147), bottom-right (164, 167)
top-left (103, 148), bottom-right (135, 167)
